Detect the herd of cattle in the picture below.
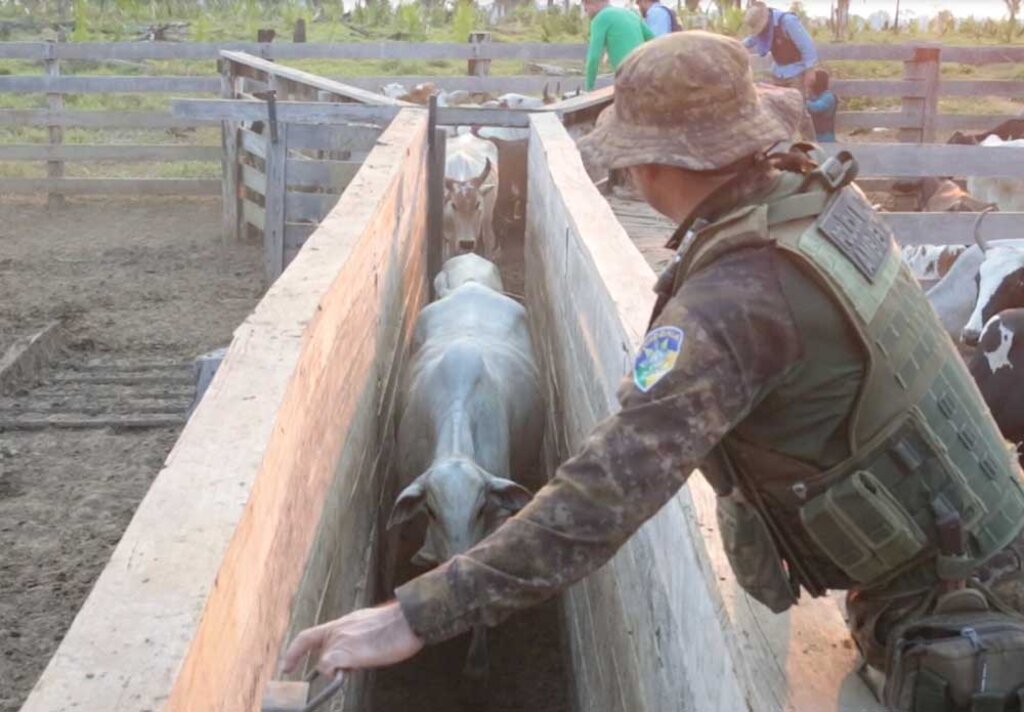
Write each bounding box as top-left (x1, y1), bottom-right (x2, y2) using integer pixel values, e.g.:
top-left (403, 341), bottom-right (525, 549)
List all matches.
top-left (893, 118), bottom-right (1024, 459)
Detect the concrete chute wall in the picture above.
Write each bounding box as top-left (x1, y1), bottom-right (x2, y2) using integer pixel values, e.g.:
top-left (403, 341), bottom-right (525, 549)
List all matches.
top-left (524, 112), bottom-right (882, 712)
top-left (19, 109), bottom-right (431, 712)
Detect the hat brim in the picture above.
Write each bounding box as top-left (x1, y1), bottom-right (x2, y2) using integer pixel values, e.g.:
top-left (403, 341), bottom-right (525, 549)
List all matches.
top-left (578, 84), bottom-right (807, 172)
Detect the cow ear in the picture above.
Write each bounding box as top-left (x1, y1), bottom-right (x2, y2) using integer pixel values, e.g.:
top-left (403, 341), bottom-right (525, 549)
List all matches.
top-left (444, 177), bottom-right (457, 194)
top-left (388, 480), bottom-right (426, 529)
top-left (480, 184), bottom-right (495, 196)
top-left (487, 477), bottom-right (532, 513)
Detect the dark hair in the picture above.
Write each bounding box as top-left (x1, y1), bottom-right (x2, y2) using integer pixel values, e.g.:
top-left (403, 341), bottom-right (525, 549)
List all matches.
top-left (810, 68), bottom-right (830, 95)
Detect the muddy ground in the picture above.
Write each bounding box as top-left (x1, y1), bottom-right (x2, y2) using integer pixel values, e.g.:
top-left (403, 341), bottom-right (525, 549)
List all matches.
top-left (0, 196), bottom-right (262, 712)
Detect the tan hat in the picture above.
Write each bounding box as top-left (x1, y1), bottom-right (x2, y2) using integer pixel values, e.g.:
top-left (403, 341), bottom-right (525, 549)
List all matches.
top-left (744, 4), bottom-right (771, 36)
top-left (577, 31), bottom-right (806, 172)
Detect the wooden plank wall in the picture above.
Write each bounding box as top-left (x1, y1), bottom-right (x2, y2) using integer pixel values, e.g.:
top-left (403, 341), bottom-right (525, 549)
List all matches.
top-left (526, 112), bottom-right (883, 712)
top-left (18, 109), bottom-right (430, 712)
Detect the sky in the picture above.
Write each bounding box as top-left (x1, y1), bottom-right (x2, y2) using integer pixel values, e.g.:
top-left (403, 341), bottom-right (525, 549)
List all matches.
top-left (796, 1), bottom-right (1010, 19)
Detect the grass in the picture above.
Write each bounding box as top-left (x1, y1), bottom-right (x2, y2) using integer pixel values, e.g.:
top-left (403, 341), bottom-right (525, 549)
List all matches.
top-left (0, 1), bottom-right (1021, 182)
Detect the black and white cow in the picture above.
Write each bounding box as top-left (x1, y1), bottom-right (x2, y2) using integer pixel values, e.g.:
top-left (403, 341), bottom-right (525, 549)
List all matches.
top-left (968, 308), bottom-right (1024, 463)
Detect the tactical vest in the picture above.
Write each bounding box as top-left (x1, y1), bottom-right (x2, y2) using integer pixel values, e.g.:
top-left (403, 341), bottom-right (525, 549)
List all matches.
top-left (668, 171), bottom-right (1024, 608)
top-left (770, 12), bottom-right (802, 66)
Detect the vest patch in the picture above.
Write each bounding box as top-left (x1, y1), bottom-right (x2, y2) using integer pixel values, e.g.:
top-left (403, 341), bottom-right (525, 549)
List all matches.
top-left (816, 189), bottom-right (892, 282)
top-left (633, 326), bottom-right (684, 392)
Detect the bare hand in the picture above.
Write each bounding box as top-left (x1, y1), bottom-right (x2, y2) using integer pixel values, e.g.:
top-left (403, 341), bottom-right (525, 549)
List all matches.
top-left (281, 601), bottom-right (425, 678)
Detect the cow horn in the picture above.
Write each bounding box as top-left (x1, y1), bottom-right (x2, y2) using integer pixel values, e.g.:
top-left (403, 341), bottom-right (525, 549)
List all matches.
top-left (973, 205), bottom-right (997, 252)
top-left (472, 158), bottom-right (492, 188)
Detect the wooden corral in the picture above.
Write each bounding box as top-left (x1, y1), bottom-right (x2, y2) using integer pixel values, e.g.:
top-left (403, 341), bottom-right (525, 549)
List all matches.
top-left (526, 112), bottom-right (881, 712)
top-left (18, 109), bottom-right (430, 712)
top-left (1, 39), bottom-right (1023, 201)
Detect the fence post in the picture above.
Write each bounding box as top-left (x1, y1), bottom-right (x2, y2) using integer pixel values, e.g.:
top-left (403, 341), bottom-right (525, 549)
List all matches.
top-left (899, 46), bottom-right (940, 144)
top-left (427, 96), bottom-right (445, 292)
top-left (44, 35), bottom-right (65, 208)
top-left (219, 58), bottom-right (241, 241)
top-left (467, 31), bottom-right (492, 78)
top-left (263, 123), bottom-right (288, 284)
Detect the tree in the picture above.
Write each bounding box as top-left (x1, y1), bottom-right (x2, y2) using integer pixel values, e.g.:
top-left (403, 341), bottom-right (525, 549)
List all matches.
top-left (1006, 0), bottom-right (1022, 42)
top-left (685, 0), bottom-right (701, 10)
top-left (893, 0), bottom-right (901, 33)
top-left (832, 0), bottom-right (850, 40)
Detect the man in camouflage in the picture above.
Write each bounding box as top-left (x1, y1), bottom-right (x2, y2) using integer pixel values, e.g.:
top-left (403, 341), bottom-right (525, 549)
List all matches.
top-left (283, 32), bottom-right (1024, 700)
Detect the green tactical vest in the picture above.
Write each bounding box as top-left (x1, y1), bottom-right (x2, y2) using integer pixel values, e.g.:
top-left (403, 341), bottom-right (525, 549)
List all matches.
top-left (672, 175), bottom-right (1024, 602)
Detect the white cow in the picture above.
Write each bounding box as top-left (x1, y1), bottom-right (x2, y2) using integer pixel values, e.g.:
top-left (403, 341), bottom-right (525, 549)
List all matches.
top-left (433, 253), bottom-right (504, 298)
top-left (379, 82), bottom-right (408, 99)
top-left (444, 133), bottom-right (500, 261)
top-left (900, 244), bottom-right (967, 284)
top-left (925, 239), bottom-right (1024, 344)
top-left (391, 281), bottom-right (544, 677)
top-left (966, 136), bottom-right (1024, 213)
top-left (496, 84), bottom-right (555, 110)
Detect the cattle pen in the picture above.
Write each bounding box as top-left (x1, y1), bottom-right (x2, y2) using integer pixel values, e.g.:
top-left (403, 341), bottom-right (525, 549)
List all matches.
top-left (5, 39), bottom-right (1024, 712)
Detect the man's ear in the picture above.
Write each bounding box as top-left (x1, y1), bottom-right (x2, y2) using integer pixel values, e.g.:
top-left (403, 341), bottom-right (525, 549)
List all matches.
top-left (487, 477), bottom-right (532, 513)
top-left (388, 480), bottom-right (427, 529)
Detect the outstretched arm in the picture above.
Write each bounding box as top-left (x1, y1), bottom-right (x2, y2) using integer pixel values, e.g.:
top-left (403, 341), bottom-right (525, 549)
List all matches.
top-left (585, 13), bottom-right (609, 90)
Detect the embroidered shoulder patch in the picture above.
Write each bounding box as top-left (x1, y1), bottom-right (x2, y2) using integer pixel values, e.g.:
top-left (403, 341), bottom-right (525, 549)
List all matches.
top-left (633, 326), bottom-right (684, 393)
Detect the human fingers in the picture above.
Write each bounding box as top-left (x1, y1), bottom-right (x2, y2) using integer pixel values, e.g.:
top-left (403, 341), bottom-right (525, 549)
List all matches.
top-left (281, 626), bottom-right (327, 675)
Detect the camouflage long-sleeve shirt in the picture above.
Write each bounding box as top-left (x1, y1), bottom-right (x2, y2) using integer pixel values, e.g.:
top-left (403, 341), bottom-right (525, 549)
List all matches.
top-left (395, 246), bottom-right (807, 644)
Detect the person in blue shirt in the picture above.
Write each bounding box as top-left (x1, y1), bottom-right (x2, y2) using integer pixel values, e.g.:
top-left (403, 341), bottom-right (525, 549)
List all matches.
top-left (638, 0), bottom-right (679, 37)
top-left (804, 68), bottom-right (837, 142)
top-left (742, 3), bottom-right (818, 91)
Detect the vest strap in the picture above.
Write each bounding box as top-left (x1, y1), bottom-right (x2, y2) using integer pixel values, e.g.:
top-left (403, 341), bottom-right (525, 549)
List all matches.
top-left (766, 191), bottom-right (830, 228)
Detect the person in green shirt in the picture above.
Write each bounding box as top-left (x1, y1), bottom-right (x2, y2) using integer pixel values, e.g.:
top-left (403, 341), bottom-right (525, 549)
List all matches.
top-left (583, 0), bottom-right (653, 91)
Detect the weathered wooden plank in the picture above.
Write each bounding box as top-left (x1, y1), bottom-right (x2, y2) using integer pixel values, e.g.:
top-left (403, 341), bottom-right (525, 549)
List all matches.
top-left (286, 159), bottom-right (360, 189)
top-left (172, 98), bottom-right (534, 128)
top-left (285, 190), bottom-right (338, 223)
top-left (0, 143), bottom-right (217, 161)
top-left (933, 113), bottom-right (1020, 131)
top-left (286, 123), bottom-right (382, 152)
top-left (221, 60), bottom-right (241, 242)
top-left (884, 212), bottom-right (1024, 246)
top-left (339, 74), bottom-right (601, 95)
top-left (0, 40), bottom-right (589, 62)
top-left (826, 143), bottom-right (1024, 178)
top-left (0, 74), bottom-right (220, 93)
top-left (835, 111), bottom-right (922, 130)
top-left (940, 79), bottom-right (1024, 96)
top-left (264, 125), bottom-right (288, 283)
top-left (241, 162), bottom-right (267, 195)
top-left (939, 45), bottom-right (1024, 65)
top-left (0, 109), bottom-right (214, 128)
top-left (18, 108), bottom-right (430, 712)
top-left (221, 50), bottom-right (407, 106)
top-left (242, 198), bottom-right (266, 231)
top-left (0, 40), bottom-right (1017, 65)
top-left (239, 127), bottom-right (267, 159)
top-left (0, 177), bottom-right (220, 195)
top-left (45, 45), bottom-right (64, 206)
top-left (831, 78), bottom-right (924, 97)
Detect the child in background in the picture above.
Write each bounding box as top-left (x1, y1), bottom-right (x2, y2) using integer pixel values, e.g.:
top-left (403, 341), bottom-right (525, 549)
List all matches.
top-left (805, 68), bottom-right (837, 143)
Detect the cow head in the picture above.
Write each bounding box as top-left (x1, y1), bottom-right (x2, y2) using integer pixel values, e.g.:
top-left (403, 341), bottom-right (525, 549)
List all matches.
top-left (962, 244), bottom-right (1024, 345)
top-left (443, 158), bottom-right (494, 259)
top-left (387, 457), bottom-right (532, 566)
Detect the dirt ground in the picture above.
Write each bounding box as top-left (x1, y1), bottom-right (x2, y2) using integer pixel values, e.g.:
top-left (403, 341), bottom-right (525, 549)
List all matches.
top-left (0, 196), bottom-right (262, 712)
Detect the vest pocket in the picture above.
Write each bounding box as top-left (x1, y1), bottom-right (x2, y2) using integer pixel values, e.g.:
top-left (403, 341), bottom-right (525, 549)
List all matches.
top-left (800, 469), bottom-right (928, 583)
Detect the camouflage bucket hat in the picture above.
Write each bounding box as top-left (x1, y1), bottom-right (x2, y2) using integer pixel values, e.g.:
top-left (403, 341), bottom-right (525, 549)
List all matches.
top-left (744, 5), bottom-right (771, 35)
top-left (578, 31), bottom-right (807, 172)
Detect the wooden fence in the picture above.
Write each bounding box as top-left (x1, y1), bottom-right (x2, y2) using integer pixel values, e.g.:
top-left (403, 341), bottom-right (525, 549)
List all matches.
top-left (1, 39), bottom-right (1023, 199)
